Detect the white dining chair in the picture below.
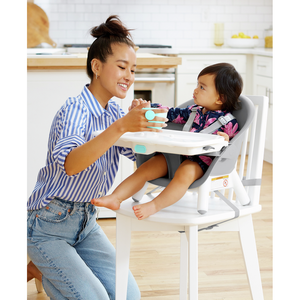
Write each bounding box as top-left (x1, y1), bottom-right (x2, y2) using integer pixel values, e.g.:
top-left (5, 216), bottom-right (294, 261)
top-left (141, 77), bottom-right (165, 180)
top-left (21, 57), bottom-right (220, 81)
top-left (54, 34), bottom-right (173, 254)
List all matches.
top-left (115, 95), bottom-right (268, 300)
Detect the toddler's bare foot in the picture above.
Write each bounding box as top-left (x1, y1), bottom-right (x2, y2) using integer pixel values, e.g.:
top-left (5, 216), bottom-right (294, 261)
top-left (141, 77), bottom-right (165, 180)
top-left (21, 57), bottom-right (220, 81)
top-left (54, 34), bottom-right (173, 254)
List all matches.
top-left (91, 194), bottom-right (121, 210)
top-left (133, 201), bottom-right (159, 220)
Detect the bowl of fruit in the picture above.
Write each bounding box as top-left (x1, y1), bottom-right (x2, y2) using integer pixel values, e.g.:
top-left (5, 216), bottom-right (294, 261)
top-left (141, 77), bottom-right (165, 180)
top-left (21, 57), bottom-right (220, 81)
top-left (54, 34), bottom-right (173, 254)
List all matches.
top-left (228, 32), bottom-right (259, 48)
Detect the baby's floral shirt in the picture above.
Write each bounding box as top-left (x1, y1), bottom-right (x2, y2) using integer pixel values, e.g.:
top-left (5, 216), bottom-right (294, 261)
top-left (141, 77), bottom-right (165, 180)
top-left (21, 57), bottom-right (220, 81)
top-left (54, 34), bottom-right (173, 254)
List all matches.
top-left (152, 103), bottom-right (239, 168)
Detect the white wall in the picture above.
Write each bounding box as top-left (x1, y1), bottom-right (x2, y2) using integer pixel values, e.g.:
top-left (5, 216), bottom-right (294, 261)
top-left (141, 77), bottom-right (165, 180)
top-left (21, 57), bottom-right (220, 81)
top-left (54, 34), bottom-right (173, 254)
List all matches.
top-left (33, 0), bottom-right (272, 49)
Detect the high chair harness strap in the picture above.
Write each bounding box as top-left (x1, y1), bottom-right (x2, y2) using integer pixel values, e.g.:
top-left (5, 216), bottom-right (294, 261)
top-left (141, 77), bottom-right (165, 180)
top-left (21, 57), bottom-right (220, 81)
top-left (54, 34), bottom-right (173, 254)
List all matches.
top-left (182, 107), bottom-right (236, 133)
top-left (182, 107), bottom-right (198, 132)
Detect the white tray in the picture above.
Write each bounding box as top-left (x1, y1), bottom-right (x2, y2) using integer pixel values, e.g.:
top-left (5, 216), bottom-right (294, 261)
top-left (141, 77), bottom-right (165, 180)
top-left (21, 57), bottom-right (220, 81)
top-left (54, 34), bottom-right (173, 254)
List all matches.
top-left (93, 129), bottom-right (228, 155)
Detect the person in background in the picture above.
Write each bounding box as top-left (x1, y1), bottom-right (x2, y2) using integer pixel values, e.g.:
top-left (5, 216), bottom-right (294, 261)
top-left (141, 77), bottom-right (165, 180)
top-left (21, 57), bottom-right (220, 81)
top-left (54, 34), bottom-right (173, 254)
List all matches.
top-left (27, 15), bottom-right (167, 300)
top-left (92, 63), bottom-right (242, 220)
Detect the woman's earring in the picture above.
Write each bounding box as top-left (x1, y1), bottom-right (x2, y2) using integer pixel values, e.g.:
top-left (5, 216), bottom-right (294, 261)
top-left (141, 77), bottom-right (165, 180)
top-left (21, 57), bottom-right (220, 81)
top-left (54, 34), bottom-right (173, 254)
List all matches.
top-left (96, 73), bottom-right (98, 79)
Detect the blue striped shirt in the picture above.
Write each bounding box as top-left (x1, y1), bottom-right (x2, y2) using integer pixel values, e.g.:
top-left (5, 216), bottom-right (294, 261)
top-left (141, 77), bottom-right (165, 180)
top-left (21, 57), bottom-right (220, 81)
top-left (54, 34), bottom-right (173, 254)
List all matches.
top-left (27, 85), bottom-right (136, 211)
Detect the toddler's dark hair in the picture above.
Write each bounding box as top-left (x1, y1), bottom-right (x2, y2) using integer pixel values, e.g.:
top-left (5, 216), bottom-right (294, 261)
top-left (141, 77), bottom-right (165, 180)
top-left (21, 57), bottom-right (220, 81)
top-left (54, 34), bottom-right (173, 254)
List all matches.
top-left (198, 63), bottom-right (243, 112)
top-left (86, 15), bottom-right (135, 80)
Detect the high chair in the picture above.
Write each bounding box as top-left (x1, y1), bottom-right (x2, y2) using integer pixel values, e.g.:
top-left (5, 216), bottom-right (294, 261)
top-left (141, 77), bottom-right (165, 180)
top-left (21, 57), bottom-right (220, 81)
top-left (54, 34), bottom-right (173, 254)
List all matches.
top-left (132, 94), bottom-right (256, 215)
top-left (114, 95), bottom-right (268, 299)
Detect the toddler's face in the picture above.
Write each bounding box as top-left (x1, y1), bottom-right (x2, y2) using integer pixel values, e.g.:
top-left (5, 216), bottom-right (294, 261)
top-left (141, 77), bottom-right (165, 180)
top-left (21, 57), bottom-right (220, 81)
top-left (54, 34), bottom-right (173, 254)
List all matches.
top-left (193, 74), bottom-right (221, 111)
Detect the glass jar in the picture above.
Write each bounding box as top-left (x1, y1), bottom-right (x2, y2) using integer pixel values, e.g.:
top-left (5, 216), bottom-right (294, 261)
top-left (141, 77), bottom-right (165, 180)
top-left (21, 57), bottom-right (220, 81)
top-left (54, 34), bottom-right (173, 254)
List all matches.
top-left (214, 23), bottom-right (224, 47)
top-left (264, 25), bottom-right (273, 48)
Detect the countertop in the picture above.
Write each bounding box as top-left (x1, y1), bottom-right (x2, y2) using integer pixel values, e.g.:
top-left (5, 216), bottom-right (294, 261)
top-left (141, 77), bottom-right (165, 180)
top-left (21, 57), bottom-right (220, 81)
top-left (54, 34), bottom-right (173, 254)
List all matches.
top-left (178, 47), bottom-right (273, 57)
top-left (27, 53), bottom-right (182, 70)
top-left (27, 47), bottom-right (272, 70)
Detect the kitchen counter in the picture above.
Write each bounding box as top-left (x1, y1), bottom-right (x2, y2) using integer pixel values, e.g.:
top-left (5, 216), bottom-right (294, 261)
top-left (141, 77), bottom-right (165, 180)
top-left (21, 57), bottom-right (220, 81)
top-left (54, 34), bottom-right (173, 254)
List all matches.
top-left (27, 53), bottom-right (182, 69)
top-left (178, 47), bottom-right (273, 57)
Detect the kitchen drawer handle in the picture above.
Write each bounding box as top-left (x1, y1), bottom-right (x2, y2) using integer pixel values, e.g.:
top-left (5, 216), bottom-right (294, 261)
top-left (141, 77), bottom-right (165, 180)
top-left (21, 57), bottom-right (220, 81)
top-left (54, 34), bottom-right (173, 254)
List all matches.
top-left (257, 64), bottom-right (267, 68)
top-left (265, 88), bottom-right (273, 107)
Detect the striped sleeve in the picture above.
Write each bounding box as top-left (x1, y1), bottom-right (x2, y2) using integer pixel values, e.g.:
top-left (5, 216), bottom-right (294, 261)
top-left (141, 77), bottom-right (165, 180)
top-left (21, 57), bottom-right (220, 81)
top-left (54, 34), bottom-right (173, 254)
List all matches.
top-left (52, 100), bottom-right (92, 176)
top-left (119, 147), bottom-right (136, 161)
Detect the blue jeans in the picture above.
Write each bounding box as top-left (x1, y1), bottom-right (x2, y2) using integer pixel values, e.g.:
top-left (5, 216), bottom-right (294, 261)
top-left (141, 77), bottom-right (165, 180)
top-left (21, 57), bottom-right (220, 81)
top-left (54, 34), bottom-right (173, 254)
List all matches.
top-left (27, 198), bottom-right (140, 300)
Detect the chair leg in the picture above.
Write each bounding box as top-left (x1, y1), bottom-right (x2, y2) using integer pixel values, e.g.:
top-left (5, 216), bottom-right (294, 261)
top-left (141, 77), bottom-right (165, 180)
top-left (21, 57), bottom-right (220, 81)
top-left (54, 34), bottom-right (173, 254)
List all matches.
top-left (132, 182), bottom-right (149, 202)
top-left (238, 215), bottom-right (264, 300)
top-left (231, 171), bottom-right (250, 205)
top-left (185, 225), bottom-right (198, 300)
top-left (35, 278), bottom-right (43, 293)
top-left (116, 214), bottom-right (132, 300)
top-left (180, 232), bottom-right (188, 300)
top-left (197, 180), bottom-right (210, 214)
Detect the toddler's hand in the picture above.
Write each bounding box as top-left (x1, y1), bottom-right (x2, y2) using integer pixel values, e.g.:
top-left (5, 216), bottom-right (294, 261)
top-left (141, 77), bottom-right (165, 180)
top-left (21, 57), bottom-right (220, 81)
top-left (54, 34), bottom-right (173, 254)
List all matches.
top-left (217, 131), bottom-right (229, 142)
top-left (128, 98), bottom-right (150, 111)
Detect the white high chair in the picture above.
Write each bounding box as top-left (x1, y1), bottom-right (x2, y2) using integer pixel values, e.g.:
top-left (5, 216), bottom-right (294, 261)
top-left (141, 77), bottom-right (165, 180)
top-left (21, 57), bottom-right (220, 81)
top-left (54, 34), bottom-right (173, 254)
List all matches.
top-left (132, 94), bottom-right (256, 215)
top-left (115, 95), bottom-right (268, 299)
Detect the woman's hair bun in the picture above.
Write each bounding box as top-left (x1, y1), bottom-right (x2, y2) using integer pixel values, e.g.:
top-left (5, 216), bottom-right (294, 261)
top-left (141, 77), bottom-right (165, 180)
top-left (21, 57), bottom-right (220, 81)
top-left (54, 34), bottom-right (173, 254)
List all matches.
top-left (90, 15), bottom-right (133, 39)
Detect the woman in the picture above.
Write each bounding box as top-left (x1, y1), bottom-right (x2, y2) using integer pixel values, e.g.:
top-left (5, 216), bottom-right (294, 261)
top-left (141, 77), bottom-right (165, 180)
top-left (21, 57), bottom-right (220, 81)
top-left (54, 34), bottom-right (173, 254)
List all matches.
top-left (27, 15), bottom-right (167, 300)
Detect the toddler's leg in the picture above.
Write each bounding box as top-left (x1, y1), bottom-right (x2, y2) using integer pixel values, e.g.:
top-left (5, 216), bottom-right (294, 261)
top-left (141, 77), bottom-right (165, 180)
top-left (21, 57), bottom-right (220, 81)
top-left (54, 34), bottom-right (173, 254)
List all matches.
top-left (133, 160), bottom-right (203, 220)
top-left (91, 154), bottom-right (168, 210)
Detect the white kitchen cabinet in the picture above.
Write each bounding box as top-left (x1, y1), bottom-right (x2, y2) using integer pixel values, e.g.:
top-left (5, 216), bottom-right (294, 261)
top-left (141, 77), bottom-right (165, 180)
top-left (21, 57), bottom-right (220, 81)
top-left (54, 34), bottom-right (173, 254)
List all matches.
top-left (176, 54), bottom-right (247, 106)
top-left (27, 69), bottom-right (134, 218)
top-left (253, 55), bottom-right (273, 163)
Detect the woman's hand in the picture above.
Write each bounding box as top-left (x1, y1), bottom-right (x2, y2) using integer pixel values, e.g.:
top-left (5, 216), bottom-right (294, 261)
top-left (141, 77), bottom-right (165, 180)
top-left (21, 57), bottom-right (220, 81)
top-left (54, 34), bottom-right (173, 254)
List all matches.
top-left (128, 98), bottom-right (150, 111)
top-left (120, 102), bottom-right (168, 133)
top-left (217, 131), bottom-right (230, 142)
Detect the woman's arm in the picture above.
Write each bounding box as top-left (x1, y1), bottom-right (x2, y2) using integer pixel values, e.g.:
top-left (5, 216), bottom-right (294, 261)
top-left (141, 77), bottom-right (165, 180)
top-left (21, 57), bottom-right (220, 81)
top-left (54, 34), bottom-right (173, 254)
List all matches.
top-left (64, 102), bottom-right (168, 176)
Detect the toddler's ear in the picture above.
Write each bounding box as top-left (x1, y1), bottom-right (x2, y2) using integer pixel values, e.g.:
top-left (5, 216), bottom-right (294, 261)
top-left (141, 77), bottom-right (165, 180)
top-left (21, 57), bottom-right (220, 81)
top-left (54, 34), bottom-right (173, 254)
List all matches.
top-left (216, 95), bottom-right (225, 105)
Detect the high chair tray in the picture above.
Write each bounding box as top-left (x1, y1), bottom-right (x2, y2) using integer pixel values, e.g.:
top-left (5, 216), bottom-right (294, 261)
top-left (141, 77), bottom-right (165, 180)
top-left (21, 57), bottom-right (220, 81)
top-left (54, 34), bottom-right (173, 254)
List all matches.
top-left (93, 129), bottom-right (228, 155)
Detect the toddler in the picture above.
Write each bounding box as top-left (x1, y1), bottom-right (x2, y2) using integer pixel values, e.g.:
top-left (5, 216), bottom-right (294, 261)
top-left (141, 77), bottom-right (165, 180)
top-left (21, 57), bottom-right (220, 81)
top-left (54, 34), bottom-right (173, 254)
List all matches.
top-left (92, 63), bottom-right (243, 220)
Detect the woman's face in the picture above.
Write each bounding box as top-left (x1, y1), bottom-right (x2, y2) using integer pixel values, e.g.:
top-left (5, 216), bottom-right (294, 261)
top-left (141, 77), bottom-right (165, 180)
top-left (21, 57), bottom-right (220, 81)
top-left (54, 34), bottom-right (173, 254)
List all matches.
top-left (97, 43), bottom-right (137, 100)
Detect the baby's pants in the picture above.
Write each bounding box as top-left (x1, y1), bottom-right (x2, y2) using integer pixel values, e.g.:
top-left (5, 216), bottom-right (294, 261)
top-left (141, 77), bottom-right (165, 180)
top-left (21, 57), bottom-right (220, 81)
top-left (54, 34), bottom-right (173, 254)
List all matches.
top-left (27, 198), bottom-right (140, 300)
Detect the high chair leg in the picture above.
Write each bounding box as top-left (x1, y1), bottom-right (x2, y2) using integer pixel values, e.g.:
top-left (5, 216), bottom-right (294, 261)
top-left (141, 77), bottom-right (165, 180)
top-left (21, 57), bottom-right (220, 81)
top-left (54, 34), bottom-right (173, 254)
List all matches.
top-left (185, 225), bottom-right (198, 299)
top-left (231, 171), bottom-right (250, 205)
top-left (116, 214), bottom-right (132, 300)
top-left (132, 182), bottom-right (149, 202)
top-left (238, 215), bottom-right (264, 300)
top-left (180, 232), bottom-right (188, 300)
top-left (196, 180), bottom-right (211, 214)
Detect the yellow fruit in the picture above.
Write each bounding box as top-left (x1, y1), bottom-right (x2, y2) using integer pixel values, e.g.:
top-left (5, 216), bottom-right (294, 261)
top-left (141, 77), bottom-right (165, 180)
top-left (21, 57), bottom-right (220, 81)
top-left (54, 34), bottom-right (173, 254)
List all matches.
top-left (231, 34), bottom-right (238, 38)
top-left (238, 32), bottom-right (245, 38)
top-left (253, 35), bottom-right (259, 39)
top-left (245, 35), bottom-right (251, 39)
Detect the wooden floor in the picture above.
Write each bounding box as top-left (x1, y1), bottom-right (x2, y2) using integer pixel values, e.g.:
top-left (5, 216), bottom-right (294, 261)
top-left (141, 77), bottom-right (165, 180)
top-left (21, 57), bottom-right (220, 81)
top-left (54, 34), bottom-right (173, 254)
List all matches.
top-left (27, 161), bottom-right (272, 300)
